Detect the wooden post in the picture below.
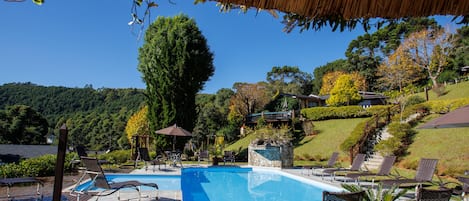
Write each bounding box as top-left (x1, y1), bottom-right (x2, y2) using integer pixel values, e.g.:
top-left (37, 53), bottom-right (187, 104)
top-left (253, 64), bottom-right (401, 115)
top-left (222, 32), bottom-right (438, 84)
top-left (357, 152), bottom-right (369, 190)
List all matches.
top-left (52, 124), bottom-right (68, 201)
top-left (425, 87), bottom-right (429, 101)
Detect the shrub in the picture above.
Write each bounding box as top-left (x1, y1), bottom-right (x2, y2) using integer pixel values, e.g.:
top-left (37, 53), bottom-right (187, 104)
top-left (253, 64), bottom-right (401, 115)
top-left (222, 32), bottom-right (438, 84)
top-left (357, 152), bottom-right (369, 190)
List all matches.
top-left (0, 163), bottom-right (23, 178)
top-left (340, 120), bottom-right (369, 152)
top-left (421, 98), bottom-right (469, 114)
top-left (387, 122), bottom-right (411, 139)
top-left (365, 105), bottom-right (394, 116)
top-left (432, 84), bottom-right (447, 97)
top-left (0, 153), bottom-right (80, 178)
top-left (20, 154), bottom-right (56, 177)
top-left (375, 122), bottom-right (413, 157)
top-left (375, 137), bottom-right (402, 156)
top-left (302, 106), bottom-right (370, 121)
top-left (100, 149), bottom-right (131, 164)
top-left (406, 95), bottom-right (426, 106)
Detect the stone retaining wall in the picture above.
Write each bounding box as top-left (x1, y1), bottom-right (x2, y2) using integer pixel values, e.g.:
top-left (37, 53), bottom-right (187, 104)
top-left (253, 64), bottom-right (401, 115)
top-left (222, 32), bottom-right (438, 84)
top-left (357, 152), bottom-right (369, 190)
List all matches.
top-left (248, 142), bottom-right (293, 168)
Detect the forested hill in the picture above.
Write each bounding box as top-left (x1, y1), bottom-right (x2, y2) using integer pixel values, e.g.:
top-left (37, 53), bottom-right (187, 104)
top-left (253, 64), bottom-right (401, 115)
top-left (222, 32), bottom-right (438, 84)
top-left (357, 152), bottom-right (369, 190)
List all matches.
top-left (0, 83), bottom-right (145, 149)
top-left (0, 82), bottom-right (145, 125)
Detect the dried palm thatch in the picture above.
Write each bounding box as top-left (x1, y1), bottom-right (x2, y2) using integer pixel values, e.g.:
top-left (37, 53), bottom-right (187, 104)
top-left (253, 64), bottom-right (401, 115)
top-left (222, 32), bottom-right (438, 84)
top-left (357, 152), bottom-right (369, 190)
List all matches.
top-left (210, 0), bottom-right (469, 20)
top-left (203, 0), bottom-right (468, 32)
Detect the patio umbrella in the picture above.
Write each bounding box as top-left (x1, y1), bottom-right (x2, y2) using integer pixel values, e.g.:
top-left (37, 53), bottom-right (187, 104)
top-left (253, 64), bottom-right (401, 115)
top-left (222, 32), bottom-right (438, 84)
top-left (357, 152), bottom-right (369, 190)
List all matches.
top-left (155, 124), bottom-right (192, 151)
top-left (418, 104), bottom-right (469, 129)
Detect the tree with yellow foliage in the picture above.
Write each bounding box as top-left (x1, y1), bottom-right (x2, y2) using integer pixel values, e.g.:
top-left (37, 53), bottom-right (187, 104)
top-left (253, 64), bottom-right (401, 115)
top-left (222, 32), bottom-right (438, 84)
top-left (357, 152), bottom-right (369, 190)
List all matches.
top-left (377, 46), bottom-right (424, 92)
top-left (124, 105), bottom-right (150, 144)
top-left (326, 74), bottom-right (362, 106)
top-left (320, 71), bottom-right (366, 95)
top-left (401, 28), bottom-right (453, 89)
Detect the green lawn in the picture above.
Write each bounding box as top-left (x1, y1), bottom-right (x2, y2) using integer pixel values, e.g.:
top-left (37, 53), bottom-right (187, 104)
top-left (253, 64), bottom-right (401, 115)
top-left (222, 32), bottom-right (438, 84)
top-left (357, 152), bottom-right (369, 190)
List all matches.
top-left (416, 80), bottom-right (469, 100)
top-left (294, 118), bottom-right (367, 160)
top-left (401, 114), bottom-right (469, 176)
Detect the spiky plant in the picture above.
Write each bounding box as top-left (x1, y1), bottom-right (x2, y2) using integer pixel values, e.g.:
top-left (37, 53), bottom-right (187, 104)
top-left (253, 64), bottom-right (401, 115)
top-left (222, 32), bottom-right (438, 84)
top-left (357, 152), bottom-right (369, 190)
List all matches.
top-left (341, 183), bottom-right (407, 201)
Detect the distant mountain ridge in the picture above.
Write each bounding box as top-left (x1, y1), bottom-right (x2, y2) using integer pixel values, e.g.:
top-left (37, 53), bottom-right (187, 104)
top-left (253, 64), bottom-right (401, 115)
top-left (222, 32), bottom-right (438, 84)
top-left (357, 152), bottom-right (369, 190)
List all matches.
top-left (0, 82), bottom-right (145, 126)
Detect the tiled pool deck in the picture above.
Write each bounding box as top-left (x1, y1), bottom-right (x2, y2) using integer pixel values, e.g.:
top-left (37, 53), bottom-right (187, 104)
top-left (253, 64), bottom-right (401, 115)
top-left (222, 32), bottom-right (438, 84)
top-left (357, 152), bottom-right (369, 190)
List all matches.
top-left (63, 164), bottom-right (418, 201)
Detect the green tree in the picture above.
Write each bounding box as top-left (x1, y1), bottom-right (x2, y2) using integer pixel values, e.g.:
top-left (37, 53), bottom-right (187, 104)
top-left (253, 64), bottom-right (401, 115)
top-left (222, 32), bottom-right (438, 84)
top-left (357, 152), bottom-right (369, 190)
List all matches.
top-left (0, 105), bottom-right (48, 144)
top-left (266, 65), bottom-right (313, 96)
top-left (448, 26), bottom-right (469, 74)
top-left (138, 14), bottom-right (214, 149)
top-left (345, 18), bottom-right (439, 90)
top-left (326, 75), bottom-right (362, 106)
top-left (311, 59), bottom-right (349, 94)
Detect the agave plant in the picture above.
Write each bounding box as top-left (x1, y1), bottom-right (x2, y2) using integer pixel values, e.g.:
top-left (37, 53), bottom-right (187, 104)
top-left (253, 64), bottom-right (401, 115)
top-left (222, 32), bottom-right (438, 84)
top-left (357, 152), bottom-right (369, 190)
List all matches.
top-left (341, 183), bottom-right (408, 201)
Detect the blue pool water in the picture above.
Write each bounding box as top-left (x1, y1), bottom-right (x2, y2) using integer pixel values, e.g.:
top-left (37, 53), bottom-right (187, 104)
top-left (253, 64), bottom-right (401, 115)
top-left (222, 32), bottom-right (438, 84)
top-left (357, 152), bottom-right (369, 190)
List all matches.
top-left (74, 174), bottom-right (180, 191)
top-left (74, 168), bottom-right (341, 200)
top-left (181, 167), bottom-right (341, 201)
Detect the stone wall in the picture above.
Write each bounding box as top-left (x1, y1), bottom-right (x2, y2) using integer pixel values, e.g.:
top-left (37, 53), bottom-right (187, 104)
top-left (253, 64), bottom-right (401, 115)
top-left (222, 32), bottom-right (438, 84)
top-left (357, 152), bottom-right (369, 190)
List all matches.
top-left (248, 142), bottom-right (293, 168)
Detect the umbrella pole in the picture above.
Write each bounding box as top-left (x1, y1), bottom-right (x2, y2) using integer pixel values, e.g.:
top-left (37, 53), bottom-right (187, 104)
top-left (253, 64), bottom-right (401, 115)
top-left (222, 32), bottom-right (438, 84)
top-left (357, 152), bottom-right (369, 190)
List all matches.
top-left (173, 136), bottom-right (176, 151)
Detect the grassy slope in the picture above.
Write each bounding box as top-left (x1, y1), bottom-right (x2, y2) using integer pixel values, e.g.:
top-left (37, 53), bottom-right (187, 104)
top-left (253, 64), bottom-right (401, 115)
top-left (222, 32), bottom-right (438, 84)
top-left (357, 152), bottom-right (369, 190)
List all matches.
top-left (416, 80), bottom-right (469, 100)
top-left (224, 132), bottom-right (257, 153)
top-left (294, 118), bottom-right (367, 160)
top-left (226, 81), bottom-right (469, 173)
top-left (404, 81), bottom-right (469, 175)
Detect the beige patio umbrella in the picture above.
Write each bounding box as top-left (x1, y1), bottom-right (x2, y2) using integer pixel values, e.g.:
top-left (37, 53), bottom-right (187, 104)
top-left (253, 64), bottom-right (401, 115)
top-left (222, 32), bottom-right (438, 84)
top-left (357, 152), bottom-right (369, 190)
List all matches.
top-left (155, 124), bottom-right (192, 151)
top-left (418, 104), bottom-right (469, 129)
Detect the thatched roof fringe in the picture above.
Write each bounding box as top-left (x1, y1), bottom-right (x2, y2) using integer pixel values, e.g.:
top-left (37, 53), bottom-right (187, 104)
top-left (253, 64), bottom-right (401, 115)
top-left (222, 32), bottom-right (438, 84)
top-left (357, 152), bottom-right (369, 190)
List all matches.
top-left (211, 0), bottom-right (469, 19)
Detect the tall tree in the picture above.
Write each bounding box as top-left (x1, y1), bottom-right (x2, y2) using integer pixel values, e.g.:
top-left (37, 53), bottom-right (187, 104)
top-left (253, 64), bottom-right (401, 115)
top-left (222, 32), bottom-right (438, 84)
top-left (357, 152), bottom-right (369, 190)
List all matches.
top-left (0, 105), bottom-right (48, 144)
top-left (124, 106), bottom-right (149, 144)
top-left (401, 28), bottom-right (453, 89)
top-left (377, 46), bottom-right (425, 91)
top-left (345, 18), bottom-right (439, 90)
top-left (266, 66), bottom-right (312, 96)
top-left (138, 14), bottom-right (214, 148)
top-left (326, 75), bottom-right (362, 106)
top-left (228, 82), bottom-right (271, 121)
top-left (311, 59), bottom-right (349, 94)
top-left (449, 26), bottom-right (469, 73)
top-left (320, 71), bottom-right (366, 95)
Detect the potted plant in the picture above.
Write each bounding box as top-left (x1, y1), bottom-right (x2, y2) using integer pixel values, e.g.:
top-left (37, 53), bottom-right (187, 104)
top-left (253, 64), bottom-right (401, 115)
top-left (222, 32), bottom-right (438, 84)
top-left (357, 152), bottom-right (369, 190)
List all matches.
top-left (209, 146), bottom-right (223, 166)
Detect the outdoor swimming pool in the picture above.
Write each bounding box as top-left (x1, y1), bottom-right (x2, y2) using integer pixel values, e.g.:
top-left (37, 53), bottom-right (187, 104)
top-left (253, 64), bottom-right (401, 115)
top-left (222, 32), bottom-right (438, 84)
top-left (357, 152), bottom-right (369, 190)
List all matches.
top-left (182, 167), bottom-right (342, 201)
top-left (74, 167), bottom-right (342, 200)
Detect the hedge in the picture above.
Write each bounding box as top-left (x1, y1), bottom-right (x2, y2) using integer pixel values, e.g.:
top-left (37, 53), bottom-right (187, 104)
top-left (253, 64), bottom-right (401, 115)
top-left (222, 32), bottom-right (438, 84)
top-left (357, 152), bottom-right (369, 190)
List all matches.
top-left (0, 153), bottom-right (76, 178)
top-left (302, 106), bottom-right (382, 121)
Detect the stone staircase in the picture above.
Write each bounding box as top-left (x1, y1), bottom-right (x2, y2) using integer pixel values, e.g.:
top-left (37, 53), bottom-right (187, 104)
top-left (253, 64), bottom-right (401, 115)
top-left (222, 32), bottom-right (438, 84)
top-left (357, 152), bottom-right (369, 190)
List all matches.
top-left (362, 113), bottom-right (422, 171)
top-left (362, 127), bottom-right (392, 170)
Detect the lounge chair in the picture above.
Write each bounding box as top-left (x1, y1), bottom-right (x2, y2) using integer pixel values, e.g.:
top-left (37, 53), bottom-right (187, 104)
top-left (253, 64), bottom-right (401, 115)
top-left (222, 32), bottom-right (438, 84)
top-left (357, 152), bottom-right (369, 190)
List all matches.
top-left (198, 150), bottom-right (210, 165)
top-left (380, 158), bottom-right (438, 188)
top-left (75, 145), bottom-right (110, 165)
top-left (0, 177), bottom-right (43, 200)
top-left (303, 152), bottom-right (339, 175)
top-left (335, 155), bottom-right (397, 185)
top-left (223, 151), bottom-right (235, 165)
top-left (454, 176), bottom-right (469, 200)
top-left (315, 153), bottom-right (366, 181)
top-left (70, 157), bottom-right (159, 201)
top-left (136, 147), bottom-right (166, 172)
top-left (416, 186), bottom-right (452, 201)
top-left (322, 190), bottom-right (366, 201)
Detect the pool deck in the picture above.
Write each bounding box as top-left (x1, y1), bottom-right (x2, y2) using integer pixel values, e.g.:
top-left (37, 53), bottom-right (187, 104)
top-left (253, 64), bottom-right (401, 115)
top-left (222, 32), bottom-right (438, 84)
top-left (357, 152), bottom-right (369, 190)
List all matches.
top-left (64, 164), bottom-right (416, 201)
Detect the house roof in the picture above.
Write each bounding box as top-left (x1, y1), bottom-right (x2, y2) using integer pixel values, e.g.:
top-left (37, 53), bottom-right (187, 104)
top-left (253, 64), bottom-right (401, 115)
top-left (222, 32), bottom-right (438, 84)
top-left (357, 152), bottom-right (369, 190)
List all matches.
top-left (210, 0), bottom-right (469, 20)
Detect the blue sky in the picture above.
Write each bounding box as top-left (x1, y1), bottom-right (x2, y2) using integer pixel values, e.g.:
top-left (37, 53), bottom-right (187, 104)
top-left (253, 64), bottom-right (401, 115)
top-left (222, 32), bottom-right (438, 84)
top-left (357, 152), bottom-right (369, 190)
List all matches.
top-left (0, 1), bottom-right (458, 94)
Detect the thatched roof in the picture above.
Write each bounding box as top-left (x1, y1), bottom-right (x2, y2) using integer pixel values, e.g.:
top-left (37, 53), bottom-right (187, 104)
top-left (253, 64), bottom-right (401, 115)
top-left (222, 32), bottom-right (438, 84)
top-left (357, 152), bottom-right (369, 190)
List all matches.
top-left (211, 0), bottom-right (469, 20)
